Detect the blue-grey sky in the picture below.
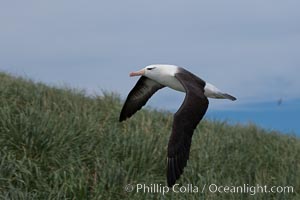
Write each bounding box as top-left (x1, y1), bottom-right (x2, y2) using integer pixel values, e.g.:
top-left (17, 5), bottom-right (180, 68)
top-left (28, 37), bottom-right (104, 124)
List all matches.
top-left (1, 1), bottom-right (299, 134)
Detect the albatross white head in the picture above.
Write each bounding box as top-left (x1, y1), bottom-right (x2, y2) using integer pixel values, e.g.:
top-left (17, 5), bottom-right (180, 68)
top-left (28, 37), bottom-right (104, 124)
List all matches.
top-left (130, 64), bottom-right (176, 77)
top-left (129, 64), bottom-right (184, 92)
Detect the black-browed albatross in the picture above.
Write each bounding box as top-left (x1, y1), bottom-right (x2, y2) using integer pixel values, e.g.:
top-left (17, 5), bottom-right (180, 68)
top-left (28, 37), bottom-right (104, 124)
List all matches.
top-left (119, 64), bottom-right (236, 187)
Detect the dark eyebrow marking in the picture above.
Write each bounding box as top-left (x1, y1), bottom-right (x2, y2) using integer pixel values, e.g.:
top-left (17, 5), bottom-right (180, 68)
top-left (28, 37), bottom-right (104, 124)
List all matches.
top-left (147, 67), bottom-right (156, 70)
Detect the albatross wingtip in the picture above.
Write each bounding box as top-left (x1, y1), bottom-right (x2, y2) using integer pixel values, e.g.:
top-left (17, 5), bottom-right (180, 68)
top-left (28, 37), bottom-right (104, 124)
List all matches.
top-left (119, 113), bottom-right (126, 122)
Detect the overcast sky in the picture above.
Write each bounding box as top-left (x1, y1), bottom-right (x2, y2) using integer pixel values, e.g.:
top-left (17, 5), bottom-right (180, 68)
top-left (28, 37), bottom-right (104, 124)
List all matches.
top-left (0, 1), bottom-right (299, 133)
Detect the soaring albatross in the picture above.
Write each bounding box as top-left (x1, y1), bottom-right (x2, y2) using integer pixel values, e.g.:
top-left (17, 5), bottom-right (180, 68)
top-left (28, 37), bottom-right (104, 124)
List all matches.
top-left (119, 64), bottom-right (236, 187)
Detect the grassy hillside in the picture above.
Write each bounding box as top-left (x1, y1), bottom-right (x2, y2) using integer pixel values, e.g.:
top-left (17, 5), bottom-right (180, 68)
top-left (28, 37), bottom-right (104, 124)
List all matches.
top-left (0, 72), bottom-right (299, 200)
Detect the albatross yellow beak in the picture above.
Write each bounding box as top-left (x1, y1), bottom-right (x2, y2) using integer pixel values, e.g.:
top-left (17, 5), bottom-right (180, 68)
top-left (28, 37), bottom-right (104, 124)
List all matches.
top-left (129, 69), bottom-right (145, 77)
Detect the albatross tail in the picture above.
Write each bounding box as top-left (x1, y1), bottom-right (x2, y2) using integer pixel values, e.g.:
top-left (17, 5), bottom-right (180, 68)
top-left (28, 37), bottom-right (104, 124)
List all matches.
top-left (204, 82), bottom-right (237, 101)
top-left (219, 93), bottom-right (237, 101)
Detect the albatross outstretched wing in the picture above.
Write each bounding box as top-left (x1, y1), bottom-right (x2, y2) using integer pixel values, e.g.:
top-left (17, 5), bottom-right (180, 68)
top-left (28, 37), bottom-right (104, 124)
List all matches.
top-left (119, 76), bottom-right (164, 122)
top-left (167, 70), bottom-right (209, 187)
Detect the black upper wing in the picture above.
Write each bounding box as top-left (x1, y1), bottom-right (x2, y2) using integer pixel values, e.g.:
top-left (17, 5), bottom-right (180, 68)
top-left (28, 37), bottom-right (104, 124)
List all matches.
top-left (167, 70), bottom-right (209, 187)
top-left (119, 76), bottom-right (164, 122)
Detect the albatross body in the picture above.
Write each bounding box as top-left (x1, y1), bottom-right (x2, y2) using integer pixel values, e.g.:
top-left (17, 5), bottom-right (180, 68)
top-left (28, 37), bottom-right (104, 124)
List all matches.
top-left (119, 64), bottom-right (236, 187)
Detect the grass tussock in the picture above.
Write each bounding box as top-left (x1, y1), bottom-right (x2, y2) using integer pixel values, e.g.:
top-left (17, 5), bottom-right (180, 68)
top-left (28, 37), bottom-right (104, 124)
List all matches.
top-left (0, 72), bottom-right (299, 200)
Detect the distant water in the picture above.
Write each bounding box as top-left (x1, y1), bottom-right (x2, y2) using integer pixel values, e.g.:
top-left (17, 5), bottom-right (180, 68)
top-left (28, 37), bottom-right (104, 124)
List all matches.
top-left (206, 101), bottom-right (300, 136)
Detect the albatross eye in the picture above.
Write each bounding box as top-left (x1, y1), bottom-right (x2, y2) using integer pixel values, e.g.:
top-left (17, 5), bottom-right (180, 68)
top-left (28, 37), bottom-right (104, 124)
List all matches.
top-left (147, 67), bottom-right (156, 70)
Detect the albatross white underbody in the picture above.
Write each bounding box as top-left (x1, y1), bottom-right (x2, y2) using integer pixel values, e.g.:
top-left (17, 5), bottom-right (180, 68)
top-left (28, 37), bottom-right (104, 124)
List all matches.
top-left (119, 64), bottom-right (236, 187)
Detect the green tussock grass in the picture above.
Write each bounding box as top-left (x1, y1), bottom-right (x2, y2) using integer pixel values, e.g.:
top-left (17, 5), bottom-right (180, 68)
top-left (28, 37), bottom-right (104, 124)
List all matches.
top-left (0, 72), bottom-right (299, 200)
